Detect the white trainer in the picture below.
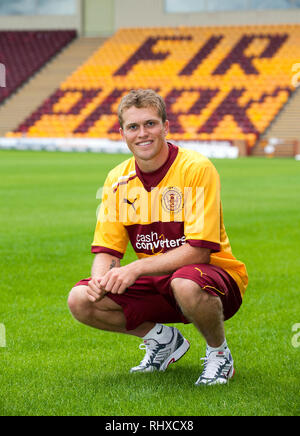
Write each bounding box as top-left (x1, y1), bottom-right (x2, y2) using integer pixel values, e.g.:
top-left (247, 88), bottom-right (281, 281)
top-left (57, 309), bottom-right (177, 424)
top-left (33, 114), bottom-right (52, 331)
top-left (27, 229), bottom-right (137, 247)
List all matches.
top-left (130, 327), bottom-right (190, 373)
top-left (195, 349), bottom-right (235, 386)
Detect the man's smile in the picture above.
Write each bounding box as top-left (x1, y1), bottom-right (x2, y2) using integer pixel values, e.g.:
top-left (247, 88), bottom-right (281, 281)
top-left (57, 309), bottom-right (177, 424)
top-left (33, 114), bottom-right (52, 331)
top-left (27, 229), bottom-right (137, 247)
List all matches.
top-left (135, 140), bottom-right (153, 147)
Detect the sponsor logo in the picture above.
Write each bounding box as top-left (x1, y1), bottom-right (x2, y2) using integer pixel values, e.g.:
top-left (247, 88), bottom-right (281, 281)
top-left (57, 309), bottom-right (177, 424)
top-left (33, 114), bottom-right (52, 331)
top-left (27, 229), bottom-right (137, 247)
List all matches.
top-left (136, 232), bottom-right (186, 254)
top-left (156, 326), bottom-right (163, 335)
top-left (123, 197), bottom-right (138, 211)
top-left (194, 267), bottom-right (207, 277)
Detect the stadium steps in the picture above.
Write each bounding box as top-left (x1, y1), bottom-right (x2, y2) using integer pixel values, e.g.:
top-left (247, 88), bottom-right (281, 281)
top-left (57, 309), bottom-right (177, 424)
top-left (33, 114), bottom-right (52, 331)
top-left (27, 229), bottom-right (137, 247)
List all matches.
top-left (261, 86), bottom-right (300, 142)
top-left (251, 140), bottom-right (297, 157)
top-left (0, 37), bottom-right (105, 136)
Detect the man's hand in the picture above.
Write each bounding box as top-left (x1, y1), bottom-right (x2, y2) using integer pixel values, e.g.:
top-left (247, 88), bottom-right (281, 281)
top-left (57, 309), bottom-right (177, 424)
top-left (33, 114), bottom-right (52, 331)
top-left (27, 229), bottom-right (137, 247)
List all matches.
top-left (86, 244), bottom-right (210, 302)
top-left (87, 254), bottom-right (122, 302)
top-left (99, 263), bottom-right (140, 295)
top-left (86, 277), bottom-right (107, 302)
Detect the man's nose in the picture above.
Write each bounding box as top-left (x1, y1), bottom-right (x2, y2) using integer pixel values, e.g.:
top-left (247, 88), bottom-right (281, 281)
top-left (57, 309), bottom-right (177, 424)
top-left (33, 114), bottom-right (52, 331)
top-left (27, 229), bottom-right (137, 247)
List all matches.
top-left (138, 125), bottom-right (148, 137)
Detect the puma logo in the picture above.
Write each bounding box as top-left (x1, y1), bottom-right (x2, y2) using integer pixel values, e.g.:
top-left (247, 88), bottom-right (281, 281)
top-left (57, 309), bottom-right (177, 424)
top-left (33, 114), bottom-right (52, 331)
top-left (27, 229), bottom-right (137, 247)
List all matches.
top-left (123, 197), bottom-right (138, 211)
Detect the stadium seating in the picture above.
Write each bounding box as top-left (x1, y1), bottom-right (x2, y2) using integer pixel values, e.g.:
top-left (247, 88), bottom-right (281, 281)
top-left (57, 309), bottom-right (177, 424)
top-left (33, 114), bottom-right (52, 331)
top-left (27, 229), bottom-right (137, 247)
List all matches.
top-left (7, 25), bottom-right (300, 147)
top-left (0, 30), bottom-right (76, 104)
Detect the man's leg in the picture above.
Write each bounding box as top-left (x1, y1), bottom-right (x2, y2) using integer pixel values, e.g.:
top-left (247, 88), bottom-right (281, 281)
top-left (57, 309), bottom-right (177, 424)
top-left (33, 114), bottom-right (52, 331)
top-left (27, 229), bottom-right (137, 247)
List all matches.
top-left (170, 278), bottom-right (225, 347)
top-left (170, 277), bottom-right (234, 385)
top-left (68, 285), bottom-right (155, 338)
top-left (68, 284), bottom-right (190, 372)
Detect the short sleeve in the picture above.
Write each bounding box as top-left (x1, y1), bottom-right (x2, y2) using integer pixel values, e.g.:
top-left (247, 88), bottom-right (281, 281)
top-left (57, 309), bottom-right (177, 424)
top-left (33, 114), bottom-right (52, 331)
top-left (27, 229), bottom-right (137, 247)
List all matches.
top-left (91, 173), bottom-right (129, 258)
top-left (184, 163), bottom-right (221, 253)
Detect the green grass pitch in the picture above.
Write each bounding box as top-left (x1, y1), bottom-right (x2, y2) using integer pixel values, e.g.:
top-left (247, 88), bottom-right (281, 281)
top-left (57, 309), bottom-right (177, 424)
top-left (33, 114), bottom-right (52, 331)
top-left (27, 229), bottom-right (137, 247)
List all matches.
top-left (0, 150), bottom-right (299, 416)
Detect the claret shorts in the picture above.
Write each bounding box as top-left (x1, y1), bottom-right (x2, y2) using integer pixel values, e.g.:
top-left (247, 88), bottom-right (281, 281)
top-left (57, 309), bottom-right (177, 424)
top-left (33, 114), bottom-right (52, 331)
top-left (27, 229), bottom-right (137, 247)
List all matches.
top-left (74, 263), bottom-right (242, 331)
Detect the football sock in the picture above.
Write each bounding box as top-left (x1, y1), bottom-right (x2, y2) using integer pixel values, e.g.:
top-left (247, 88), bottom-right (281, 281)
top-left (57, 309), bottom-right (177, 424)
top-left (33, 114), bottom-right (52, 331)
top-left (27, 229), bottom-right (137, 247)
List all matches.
top-left (143, 323), bottom-right (173, 344)
top-left (206, 339), bottom-right (228, 356)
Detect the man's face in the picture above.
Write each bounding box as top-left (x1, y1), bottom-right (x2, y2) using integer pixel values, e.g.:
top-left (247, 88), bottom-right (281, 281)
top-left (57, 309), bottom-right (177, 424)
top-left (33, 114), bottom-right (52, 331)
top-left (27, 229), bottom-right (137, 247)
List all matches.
top-left (120, 106), bottom-right (169, 169)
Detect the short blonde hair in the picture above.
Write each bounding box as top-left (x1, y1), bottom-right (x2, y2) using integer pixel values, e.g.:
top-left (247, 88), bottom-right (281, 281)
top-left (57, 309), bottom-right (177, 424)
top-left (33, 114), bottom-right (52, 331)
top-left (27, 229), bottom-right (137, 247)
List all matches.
top-left (118, 89), bottom-right (167, 128)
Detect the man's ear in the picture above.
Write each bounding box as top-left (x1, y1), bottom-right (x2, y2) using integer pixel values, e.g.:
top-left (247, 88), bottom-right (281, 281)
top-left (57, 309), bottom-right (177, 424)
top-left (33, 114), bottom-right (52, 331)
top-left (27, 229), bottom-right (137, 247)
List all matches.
top-left (120, 127), bottom-right (124, 140)
top-left (164, 120), bottom-right (170, 137)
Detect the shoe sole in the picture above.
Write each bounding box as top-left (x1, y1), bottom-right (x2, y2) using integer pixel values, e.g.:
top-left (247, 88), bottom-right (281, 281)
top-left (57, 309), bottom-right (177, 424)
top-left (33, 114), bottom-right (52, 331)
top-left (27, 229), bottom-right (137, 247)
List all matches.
top-left (159, 338), bottom-right (190, 372)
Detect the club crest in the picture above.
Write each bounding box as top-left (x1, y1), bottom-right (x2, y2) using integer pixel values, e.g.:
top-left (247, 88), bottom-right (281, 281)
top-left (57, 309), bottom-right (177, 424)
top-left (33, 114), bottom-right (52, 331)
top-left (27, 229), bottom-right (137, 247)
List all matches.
top-left (161, 186), bottom-right (183, 213)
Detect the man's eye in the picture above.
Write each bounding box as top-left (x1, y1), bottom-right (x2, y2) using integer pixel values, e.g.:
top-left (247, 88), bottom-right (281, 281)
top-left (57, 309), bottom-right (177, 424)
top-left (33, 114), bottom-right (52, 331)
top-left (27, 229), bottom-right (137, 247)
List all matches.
top-left (128, 125), bottom-right (137, 130)
top-left (147, 121), bottom-right (155, 127)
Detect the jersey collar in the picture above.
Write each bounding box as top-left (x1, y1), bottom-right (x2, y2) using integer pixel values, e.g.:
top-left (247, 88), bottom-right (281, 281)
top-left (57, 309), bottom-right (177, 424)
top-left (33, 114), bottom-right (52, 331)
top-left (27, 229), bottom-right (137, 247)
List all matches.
top-left (135, 142), bottom-right (179, 192)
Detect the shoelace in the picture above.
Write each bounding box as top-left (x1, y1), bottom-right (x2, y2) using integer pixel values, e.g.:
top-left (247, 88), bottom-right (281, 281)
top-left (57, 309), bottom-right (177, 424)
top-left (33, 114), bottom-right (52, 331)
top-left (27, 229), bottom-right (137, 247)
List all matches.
top-left (200, 354), bottom-right (227, 378)
top-left (138, 342), bottom-right (159, 367)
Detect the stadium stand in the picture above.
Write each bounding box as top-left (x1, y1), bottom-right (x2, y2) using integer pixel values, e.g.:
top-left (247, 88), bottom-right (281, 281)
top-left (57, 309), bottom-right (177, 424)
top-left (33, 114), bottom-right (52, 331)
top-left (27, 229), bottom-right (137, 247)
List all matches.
top-left (252, 137), bottom-right (299, 157)
top-left (0, 30), bottom-right (76, 104)
top-left (4, 24), bottom-right (300, 153)
top-left (261, 86), bottom-right (300, 141)
top-left (0, 37), bottom-right (105, 138)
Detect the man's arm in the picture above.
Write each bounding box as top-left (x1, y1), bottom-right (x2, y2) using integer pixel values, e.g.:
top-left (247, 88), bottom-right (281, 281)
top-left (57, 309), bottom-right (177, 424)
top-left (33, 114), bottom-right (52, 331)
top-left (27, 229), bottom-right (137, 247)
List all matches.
top-left (98, 243), bottom-right (210, 296)
top-left (87, 253), bottom-right (121, 302)
top-left (91, 253), bottom-right (121, 277)
top-left (134, 243), bottom-right (210, 277)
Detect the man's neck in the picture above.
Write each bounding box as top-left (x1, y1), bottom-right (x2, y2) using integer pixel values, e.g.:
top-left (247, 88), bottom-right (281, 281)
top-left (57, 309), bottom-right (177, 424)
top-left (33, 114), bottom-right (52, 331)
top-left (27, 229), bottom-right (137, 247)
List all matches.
top-left (135, 142), bottom-right (170, 173)
top-left (134, 142), bottom-right (179, 192)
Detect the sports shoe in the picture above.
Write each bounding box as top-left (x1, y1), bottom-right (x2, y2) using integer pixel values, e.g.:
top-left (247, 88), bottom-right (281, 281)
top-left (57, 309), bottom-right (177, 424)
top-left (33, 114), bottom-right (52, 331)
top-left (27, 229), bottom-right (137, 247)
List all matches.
top-left (130, 327), bottom-right (190, 373)
top-left (195, 349), bottom-right (235, 386)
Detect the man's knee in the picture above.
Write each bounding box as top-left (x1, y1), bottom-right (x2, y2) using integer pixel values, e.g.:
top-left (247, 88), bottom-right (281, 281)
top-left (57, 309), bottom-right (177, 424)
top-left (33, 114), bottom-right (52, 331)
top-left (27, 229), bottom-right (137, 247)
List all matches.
top-left (171, 277), bottom-right (221, 315)
top-left (171, 277), bottom-right (202, 301)
top-left (68, 285), bottom-right (92, 322)
top-left (68, 285), bottom-right (123, 322)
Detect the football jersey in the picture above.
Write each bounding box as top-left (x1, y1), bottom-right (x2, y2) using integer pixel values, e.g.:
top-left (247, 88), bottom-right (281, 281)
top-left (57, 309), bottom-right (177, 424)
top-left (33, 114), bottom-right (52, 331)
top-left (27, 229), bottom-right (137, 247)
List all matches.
top-left (92, 143), bottom-right (248, 297)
